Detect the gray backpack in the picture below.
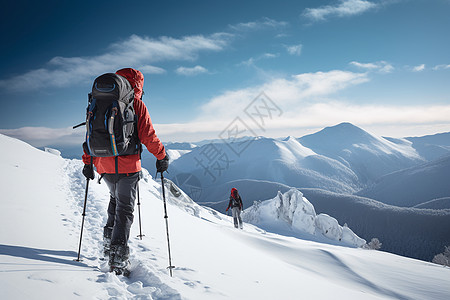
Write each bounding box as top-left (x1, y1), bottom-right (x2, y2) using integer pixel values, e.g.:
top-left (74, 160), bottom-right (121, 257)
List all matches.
top-left (83, 73), bottom-right (140, 157)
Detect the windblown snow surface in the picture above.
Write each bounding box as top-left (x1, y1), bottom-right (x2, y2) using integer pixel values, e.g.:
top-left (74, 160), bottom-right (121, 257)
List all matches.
top-left (1, 133), bottom-right (450, 300)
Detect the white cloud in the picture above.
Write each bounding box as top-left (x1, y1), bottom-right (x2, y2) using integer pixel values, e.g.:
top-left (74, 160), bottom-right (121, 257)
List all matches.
top-left (350, 60), bottom-right (394, 73)
top-left (303, 0), bottom-right (378, 22)
top-left (433, 64), bottom-right (450, 71)
top-left (138, 65), bottom-right (167, 74)
top-left (163, 68), bottom-right (450, 140)
top-left (154, 102), bottom-right (450, 142)
top-left (349, 61), bottom-right (379, 70)
top-left (4, 68), bottom-right (450, 145)
top-left (286, 44), bottom-right (303, 56)
top-left (240, 53), bottom-right (278, 66)
top-left (229, 17), bottom-right (288, 31)
top-left (197, 70), bottom-right (369, 121)
top-left (412, 64), bottom-right (426, 72)
top-left (0, 33), bottom-right (231, 91)
top-left (175, 65), bottom-right (208, 76)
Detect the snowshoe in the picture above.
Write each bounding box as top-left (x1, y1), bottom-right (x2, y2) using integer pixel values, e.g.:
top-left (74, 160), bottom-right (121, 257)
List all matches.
top-left (109, 244), bottom-right (130, 277)
top-left (110, 265), bottom-right (131, 277)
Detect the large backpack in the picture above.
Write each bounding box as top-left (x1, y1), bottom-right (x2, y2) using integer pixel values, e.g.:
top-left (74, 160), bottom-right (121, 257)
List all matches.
top-left (82, 73), bottom-right (140, 157)
top-left (231, 196), bottom-right (240, 207)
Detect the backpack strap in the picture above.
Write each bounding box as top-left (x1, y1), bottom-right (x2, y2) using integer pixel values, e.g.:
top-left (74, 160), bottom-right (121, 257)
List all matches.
top-left (84, 98), bottom-right (97, 155)
top-left (107, 102), bottom-right (119, 156)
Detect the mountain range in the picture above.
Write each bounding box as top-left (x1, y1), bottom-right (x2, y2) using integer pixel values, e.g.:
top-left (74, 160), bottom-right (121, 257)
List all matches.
top-left (17, 122), bottom-right (450, 262)
top-left (162, 122), bottom-right (450, 261)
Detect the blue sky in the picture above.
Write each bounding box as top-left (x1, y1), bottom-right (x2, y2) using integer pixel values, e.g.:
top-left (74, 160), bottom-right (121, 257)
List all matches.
top-left (1, 0), bottom-right (449, 147)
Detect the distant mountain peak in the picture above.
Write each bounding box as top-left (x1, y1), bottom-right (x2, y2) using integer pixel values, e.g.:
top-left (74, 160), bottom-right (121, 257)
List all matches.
top-left (323, 122), bottom-right (367, 134)
top-left (334, 122), bottom-right (358, 128)
top-left (300, 122), bottom-right (374, 147)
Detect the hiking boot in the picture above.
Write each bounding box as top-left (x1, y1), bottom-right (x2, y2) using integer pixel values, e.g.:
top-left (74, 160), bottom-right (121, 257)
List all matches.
top-left (103, 227), bottom-right (113, 257)
top-left (109, 244), bottom-right (130, 270)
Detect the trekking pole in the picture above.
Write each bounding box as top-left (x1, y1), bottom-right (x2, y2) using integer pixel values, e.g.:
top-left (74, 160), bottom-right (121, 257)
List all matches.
top-left (75, 178), bottom-right (90, 261)
top-left (160, 172), bottom-right (175, 277)
top-left (136, 182), bottom-right (145, 239)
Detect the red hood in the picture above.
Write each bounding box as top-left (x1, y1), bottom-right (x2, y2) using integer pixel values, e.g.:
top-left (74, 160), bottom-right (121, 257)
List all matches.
top-left (116, 68), bottom-right (144, 100)
top-left (231, 188), bottom-right (238, 198)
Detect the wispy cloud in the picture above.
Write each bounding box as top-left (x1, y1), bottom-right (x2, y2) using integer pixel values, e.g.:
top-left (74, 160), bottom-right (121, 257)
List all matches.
top-left (175, 65), bottom-right (208, 76)
top-left (285, 44), bottom-right (303, 56)
top-left (0, 33), bottom-right (232, 91)
top-left (350, 60), bottom-right (394, 73)
top-left (229, 17), bottom-right (288, 31)
top-left (433, 64), bottom-right (450, 71)
top-left (240, 53), bottom-right (278, 66)
top-left (138, 65), bottom-right (167, 74)
top-left (198, 70), bottom-right (369, 121)
top-left (303, 0), bottom-right (378, 22)
top-left (412, 64), bottom-right (426, 72)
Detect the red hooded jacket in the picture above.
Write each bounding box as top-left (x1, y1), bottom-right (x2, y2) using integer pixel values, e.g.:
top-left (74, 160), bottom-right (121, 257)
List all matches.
top-left (226, 188), bottom-right (243, 211)
top-left (82, 68), bottom-right (166, 174)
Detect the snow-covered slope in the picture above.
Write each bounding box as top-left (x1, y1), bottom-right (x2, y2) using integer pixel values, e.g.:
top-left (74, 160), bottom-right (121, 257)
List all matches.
top-left (301, 188), bottom-right (450, 261)
top-left (404, 132), bottom-right (450, 161)
top-left (357, 154), bottom-right (450, 207)
top-left (2, 133), bottom-right (450, 300)
top-left (197, 177), bottom-right (450, 261)
top-left (299, 123), bottom-right (424, 184)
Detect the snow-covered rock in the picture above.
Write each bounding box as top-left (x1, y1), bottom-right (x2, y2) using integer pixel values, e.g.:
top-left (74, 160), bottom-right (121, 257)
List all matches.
top-left (243, 189), bottom-right (366, 247)
top-left (44, 147), bottom-right (61, 156)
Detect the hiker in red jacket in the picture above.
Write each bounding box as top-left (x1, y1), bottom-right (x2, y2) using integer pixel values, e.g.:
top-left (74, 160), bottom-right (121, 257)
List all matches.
top-left (82, 68), bottom-right (169, 271)
top-left (226, 188), bottom-right (244, 229)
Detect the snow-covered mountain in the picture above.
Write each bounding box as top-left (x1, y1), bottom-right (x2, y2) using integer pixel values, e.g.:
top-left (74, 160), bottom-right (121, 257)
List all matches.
top-left (2, 133), bottom-right (450, 299)
top-left (167, 123), bottom-right (450, 207)
top-left (161, 123), bottom-right (450, 261)
top-left (168, 135), bottom-right (361, 196)
top-left (298, 123), bottom-right (425, 184)
top-left (403, 132), bottom-right (450, 161)
top-left (357, 154), bottom-right (450, 207)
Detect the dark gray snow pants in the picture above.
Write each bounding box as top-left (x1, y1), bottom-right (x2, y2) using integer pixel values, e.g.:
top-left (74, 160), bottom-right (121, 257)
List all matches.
top-left (103, 173), bottom-right (140, 246)
top-left (231, 207), bottom-right (243, 229)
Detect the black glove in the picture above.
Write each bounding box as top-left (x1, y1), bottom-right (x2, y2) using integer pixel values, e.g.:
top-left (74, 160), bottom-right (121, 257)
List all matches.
top-left (82, 164), bottom-right (95, 180)
top-left (156, 154), bottom-right (170, 173)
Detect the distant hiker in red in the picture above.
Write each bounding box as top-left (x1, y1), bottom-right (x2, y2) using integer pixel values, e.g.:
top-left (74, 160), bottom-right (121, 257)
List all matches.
top-left (226, 188), bottom-right (244, 229)
top-left (81, 68), bottom-right (169, 274)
